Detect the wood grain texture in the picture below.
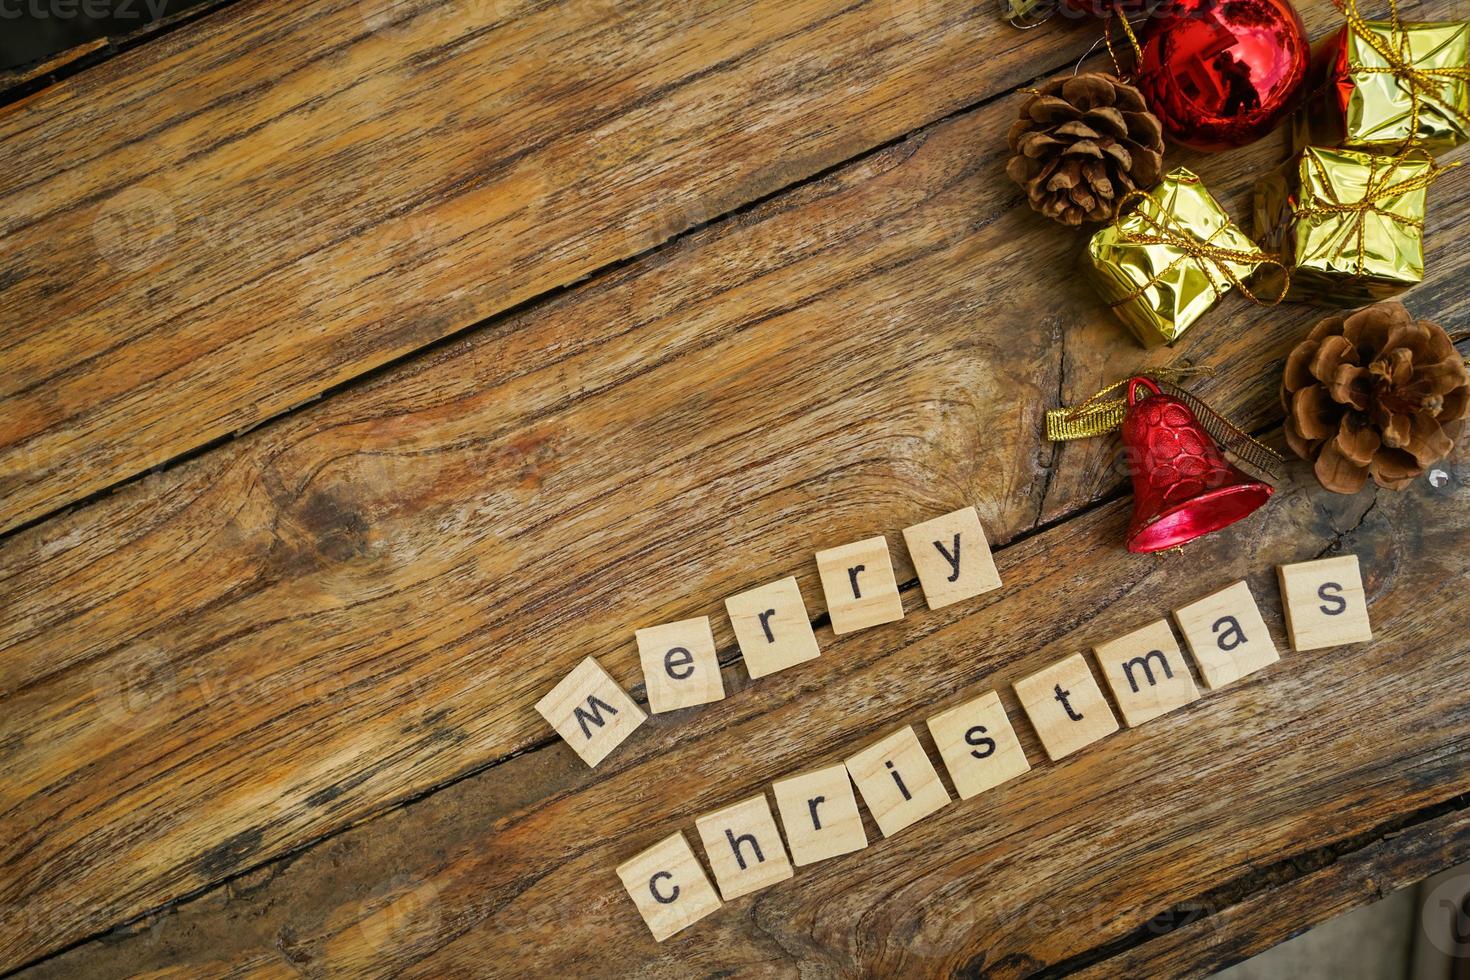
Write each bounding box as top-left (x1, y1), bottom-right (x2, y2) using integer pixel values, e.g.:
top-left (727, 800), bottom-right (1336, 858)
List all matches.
top-left (1071, 800), bottom-right (1470, 979)
top-left (19, 449), bottom-right (1470, 978)
top-left (0, 0), bottom-right (1103, 535)
top-left (2, 0), bottom-right (1468, 971)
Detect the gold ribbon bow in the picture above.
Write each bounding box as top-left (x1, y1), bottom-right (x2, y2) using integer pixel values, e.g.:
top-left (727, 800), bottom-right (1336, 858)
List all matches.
top-left (1108, 189), bottom-right (1291, 309)
top-left (1337, 0), bottom-right (1470, 144)
top-left (1294, 147), bottom-right (1457, 277)
top-left (1045, 371), bottom-right (1283, 478)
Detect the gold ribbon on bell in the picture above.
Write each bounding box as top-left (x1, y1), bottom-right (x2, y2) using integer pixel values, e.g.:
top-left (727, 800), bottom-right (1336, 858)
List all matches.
top-left (1045, 369), bottom-right (1282, 479)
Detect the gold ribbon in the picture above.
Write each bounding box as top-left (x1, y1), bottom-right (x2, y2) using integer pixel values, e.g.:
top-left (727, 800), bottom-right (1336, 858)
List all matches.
top-left (1103, 13), bottom-right (1144, 81)
top-left (1046, 368), bottom-right (1211, 440)
top-left (1294, 147), bottom-right (1457, 277)
top-left (1107, 189), bottom-right (1291, 309)
top-left (1045, 372), bottom-right (1283, 477)
top-left (1337, 0), bottom-right (1470, 145)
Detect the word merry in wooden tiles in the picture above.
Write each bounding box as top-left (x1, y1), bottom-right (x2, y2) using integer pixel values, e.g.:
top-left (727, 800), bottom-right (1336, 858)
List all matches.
top-left (614, 555), bottom-right (1374, 941)
top-left (536, 506), bottom-right (1003, 765)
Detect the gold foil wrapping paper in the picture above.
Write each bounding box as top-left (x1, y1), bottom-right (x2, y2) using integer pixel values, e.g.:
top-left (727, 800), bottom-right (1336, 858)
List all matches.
top-left (1253, 146), bottom-right (1431, 305)
top-left (1296, 19), bottom-right (1470, 154)
top-left (1085, 169), bottom-right (1264, 348)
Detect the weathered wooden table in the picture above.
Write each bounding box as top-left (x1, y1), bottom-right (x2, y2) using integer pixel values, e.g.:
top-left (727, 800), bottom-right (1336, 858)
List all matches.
top-left (2, 0), bottom-right (1468, 975)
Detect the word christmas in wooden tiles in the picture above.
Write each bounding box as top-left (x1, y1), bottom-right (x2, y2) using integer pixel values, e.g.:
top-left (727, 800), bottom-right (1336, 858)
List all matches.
top-left (534, 508), bottom-right (1374, 941)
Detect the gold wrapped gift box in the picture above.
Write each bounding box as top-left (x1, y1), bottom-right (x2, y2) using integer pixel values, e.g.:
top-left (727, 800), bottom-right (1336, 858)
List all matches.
top-left (1296, 18), bottom-right (1470, 154)
top-left (1253, 146), bottom-right (1436, 305)
top-left (1085, 168), bottom-right (1268, 348)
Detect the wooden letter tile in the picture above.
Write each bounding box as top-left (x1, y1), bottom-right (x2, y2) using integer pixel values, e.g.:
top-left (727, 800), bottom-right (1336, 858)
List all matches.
top-left (695, 794), bottom-right (794, 901)
top-left (1013, 653), bottom-right (1118, 761)
top-left (1172, 580), bottom-right (1280, 689)
top-left (725, 576), bottom-right (821, 680)
top-left (844, 726), bottom-right (950, 837)
top-left (616, 831), bottom-right (722, 942)
top-left (771, 764), bottom-right (868, 866)
top-left (815, 536), bottom-right (904, 635)
top-left (636, 616), bottom-right (725, 714)
top-left (535, 656), bottom-right (646, 767)
top-left (926, 691), bottom-right (1031, 800)
top-left (1093, 619), bottom-right (1200, 728)
top-left (902, 506), bottom-right (1002, 610)
top-left (1278, 554), bottom-right (1373, 651)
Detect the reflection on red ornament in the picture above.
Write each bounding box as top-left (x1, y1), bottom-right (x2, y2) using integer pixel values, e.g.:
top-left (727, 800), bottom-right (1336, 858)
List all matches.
top-left (1135, 0), bottom-right (1309, 151)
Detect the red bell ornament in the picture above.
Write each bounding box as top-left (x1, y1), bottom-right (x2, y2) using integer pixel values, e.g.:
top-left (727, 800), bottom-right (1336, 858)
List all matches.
top-left (1135, 0), bottom-right (1310, 151)
top-left (1119, 377), bottom-right (1273, 553)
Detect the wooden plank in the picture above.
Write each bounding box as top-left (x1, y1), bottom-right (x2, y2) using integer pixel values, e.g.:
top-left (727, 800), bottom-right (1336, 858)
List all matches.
top-left (0, 0), bottom-right (1101, 535)
top-left (20, 451), bottom-right (1470, 978)
top-left (2, 0), bottom-right (1467, 967)
top-left (4, 112), bottom-right (1467, 980)
top-left (1070, 802), bottom-right (1470, 979)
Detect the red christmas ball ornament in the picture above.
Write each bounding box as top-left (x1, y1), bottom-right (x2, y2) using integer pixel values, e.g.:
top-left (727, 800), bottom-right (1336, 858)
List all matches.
top-left (1134, 0), bottom-right (1309, 151)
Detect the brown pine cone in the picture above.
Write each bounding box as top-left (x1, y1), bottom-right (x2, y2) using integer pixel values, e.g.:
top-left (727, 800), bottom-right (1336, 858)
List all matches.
top-left (1281, 302), bottom-right (1469, 493)
top-left (1005, 73), bottom-right (1165, 227)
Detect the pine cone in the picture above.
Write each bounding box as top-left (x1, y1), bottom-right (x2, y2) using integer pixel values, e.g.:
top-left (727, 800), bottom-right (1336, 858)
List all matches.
top-left (1281, 302), bottom-right (1469, 493)
top-left (1006, 73), bottom-right (1165, 227)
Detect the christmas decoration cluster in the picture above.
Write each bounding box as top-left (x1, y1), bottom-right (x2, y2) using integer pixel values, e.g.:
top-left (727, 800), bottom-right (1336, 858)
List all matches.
top-left (1011, 0), bottom-right (1469, 507)
top-left (545, 2), bottom-right (1465, 947)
